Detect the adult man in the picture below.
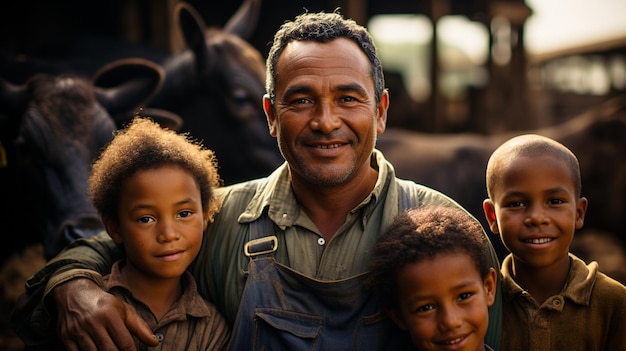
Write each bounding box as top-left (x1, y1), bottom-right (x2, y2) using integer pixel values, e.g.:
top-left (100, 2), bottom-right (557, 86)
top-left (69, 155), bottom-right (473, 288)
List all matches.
top-left (13, 11), bottom-right (502, 351)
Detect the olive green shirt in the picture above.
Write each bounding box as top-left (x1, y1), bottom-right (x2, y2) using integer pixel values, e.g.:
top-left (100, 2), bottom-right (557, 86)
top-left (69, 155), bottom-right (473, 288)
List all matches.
top-left (12, 150), bottom-right (502, 349)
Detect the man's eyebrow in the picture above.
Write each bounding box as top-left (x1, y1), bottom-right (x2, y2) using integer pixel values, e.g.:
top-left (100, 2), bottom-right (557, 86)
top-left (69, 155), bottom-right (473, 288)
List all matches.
top-left (336, 83), bottom-right (368, 95)
top-left (283, 85), bottom-right (313, 99)
top-left (282, 83), bottom-right (368, 100)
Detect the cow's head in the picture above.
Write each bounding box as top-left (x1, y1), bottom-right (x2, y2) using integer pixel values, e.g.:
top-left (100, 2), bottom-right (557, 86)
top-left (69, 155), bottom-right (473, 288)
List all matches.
top-left (0, 58), bottom-right (167, 259)
top-left (106, 0), bottom-right (283, 185)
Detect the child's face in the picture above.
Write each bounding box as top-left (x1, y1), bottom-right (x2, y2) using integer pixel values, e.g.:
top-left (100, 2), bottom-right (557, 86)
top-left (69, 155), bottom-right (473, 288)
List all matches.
top-left (483, 154), bottom-right (587, 268)
top-left (388, 252), bottom-right (496, 351)
top-left (105, 165), bottom-right (207, 281)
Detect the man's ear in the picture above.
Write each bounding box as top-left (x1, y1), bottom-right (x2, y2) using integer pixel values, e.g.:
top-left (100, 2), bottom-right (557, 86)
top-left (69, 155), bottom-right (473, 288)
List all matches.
top-left (376, 89), bottom-right (389, 135)
top-left (102, 215), bottom-right (123, 245)
top-left (263, 94), bottom-right (277, 137)
top-left (482, 199), bottom-right (499, 234)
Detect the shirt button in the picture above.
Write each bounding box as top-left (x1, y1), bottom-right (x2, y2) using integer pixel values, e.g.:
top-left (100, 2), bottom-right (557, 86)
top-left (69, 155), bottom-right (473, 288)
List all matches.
top-left (155, 333), bottom-right (164, 342)
top-left (553, 299), bottom-right (561, 306)
top-left (317, 238), bottom-right (325, 246)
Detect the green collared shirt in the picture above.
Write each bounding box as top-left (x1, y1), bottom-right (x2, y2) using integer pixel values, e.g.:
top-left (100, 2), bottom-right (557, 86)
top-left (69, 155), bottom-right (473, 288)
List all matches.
top-left (13, 150), bottom-right (502, 349)
top-left (192, 150), bottom-right (498, 325)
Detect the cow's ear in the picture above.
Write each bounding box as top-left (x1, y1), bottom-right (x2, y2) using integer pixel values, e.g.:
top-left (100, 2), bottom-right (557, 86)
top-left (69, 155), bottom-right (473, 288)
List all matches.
top-left (482, 199), bottom-right (499, 234)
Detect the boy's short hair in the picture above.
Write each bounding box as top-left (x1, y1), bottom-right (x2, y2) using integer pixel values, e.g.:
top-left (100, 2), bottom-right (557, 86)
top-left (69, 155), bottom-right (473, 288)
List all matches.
top-left (368, 205), bottom-right (490, 310)
top-left (486, 134), bottom-right (581, 199)
top-left (89, 117), bottom-right (221, 223)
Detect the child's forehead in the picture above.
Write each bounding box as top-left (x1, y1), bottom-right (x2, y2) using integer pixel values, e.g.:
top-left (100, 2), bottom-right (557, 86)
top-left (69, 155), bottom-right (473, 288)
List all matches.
top-left (497, 154), bottom-right (577, 189)
top-left (506, 152), bottom-right (563, 168)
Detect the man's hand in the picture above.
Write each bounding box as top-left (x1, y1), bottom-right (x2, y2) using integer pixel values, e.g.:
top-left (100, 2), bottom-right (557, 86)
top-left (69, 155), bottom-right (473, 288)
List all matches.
top-left (53, 278), bottom-right (159, 351)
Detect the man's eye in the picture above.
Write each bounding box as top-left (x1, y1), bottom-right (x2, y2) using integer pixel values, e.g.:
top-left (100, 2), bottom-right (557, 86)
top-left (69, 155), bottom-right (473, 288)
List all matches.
top-left (293, 98), bottom-right (310, 105)
top-left (340, 96), bottom-right (356, 102)
top-left (549, 198), bottom-right (565, 205)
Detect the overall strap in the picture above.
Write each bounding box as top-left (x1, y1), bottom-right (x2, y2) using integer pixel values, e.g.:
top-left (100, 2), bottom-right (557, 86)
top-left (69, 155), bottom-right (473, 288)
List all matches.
top-left (396, 178), bottom-right (417, 213)
top-left (244, 209), bottom-right (278, 258)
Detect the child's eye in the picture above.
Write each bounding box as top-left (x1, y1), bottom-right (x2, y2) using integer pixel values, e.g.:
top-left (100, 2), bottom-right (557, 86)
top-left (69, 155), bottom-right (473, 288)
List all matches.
top-left (506, 200), bottom-right (525, 208)
top-left (457, 292), bottom-right (473, 302)
top-left (415, 304), bottom-right (434, 313)
top-left (548, 198), bottom-right (565, 205)
top-left (178, 210), bottom-right (193, 218)
top-left (138, 216), bottom-right (154, 224)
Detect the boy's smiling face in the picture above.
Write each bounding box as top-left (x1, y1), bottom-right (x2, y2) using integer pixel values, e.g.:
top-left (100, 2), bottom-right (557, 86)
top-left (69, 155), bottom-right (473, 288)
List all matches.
top-left (388, 252), bottom-right (496, 351)
top-left (484, 154), bottom-right (587, 269)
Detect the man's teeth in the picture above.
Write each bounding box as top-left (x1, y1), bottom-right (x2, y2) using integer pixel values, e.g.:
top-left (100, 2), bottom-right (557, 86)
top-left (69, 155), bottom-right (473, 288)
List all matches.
top-left (526, 238), bottom-right (552, 244)
top-left (316, 144), bottom-right (341, 149)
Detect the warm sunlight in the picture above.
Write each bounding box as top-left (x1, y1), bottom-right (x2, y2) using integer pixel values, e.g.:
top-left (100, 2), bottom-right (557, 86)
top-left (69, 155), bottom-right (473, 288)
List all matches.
top-left (525, 0), bottom-right (626, 55)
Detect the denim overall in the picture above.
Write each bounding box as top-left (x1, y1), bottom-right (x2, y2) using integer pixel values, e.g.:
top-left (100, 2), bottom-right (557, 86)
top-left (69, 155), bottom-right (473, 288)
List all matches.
top-left (229, 211), bottom-right (413, 351)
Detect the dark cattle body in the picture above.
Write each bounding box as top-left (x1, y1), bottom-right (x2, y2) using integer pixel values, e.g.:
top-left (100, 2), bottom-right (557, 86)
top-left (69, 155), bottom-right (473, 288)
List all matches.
top-left (0, 0), bottom-right (623, 262)
top-left (377, 94), bottom-right (626, 258)
top-left (0, 0), bottom-right (283, 186)
top-left (0, 58), bottom-right (164, 260)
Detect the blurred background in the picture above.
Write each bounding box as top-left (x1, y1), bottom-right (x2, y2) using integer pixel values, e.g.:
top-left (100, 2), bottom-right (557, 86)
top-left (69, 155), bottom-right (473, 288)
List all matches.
top-left (1, 1), bottom-right (625, 350)
top-left (1, 0), bottom-right (625, 132)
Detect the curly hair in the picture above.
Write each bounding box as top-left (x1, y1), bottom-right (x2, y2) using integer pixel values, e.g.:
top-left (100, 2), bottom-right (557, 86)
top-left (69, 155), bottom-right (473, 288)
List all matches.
top-left (265, 10), bottom-right (385, 106)
top-left (368, 205), bottom-right (490, 310)
top-left (88, 117), bottom-right (222, 224)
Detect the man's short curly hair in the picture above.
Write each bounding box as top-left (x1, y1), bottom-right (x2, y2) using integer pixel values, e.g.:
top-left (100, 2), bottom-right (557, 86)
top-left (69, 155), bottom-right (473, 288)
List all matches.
top-left (88, 117), bottom-right (221, 224)
top-left (265, 10), bottom-right (385, 106)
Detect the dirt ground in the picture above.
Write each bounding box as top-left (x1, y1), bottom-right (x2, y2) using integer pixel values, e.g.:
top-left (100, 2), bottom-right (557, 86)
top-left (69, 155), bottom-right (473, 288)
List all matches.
top-left (1, 231), bottom-right (625, 351)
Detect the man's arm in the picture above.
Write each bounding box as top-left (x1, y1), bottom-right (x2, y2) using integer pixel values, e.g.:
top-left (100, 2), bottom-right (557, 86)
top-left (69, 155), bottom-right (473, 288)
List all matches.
top-left (10, 231), bottom-right (158, 350)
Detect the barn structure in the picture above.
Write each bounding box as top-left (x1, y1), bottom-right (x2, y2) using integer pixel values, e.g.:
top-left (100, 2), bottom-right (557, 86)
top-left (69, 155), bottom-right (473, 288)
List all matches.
top-left (2, 0), bottom-right (624, 136)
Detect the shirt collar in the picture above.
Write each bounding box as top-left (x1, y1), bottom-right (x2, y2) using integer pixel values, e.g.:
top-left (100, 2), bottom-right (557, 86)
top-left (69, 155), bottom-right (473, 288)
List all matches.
top-left (501, 253), bottom-right (596, 305)
top-left (237, 150), bottom-right (390, 229)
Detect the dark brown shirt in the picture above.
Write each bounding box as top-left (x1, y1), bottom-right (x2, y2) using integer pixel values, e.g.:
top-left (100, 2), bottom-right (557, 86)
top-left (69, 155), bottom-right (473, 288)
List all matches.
top-left (104, 261), bottom-right (230, 351)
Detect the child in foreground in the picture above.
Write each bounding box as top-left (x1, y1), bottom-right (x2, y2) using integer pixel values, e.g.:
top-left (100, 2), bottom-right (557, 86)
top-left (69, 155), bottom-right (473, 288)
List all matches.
top-left (89, 117), bottom-right (230, 350)
top-left (368, 205), bottom-right (497, 351)
top-left (483, 133), bottom-right (626, 350)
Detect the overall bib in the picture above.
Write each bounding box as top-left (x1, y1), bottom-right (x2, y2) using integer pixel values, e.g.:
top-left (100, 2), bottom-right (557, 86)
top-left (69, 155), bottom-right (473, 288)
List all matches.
top-left (229, 213), bottom-right (413, 351)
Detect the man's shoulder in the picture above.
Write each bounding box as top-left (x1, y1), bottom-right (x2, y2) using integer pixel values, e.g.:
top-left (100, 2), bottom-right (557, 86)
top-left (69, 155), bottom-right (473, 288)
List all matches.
top-left (215, 178), bottom-right (268, 198)
top-left (393, 177), bottom-right (461, 209)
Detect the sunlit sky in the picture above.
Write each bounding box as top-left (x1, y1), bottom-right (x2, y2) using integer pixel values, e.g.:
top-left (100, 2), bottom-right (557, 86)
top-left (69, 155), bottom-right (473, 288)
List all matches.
top-left (525, 0), bottom-right (626, 55)
top-left (367, 1), bottom-right (626, 101)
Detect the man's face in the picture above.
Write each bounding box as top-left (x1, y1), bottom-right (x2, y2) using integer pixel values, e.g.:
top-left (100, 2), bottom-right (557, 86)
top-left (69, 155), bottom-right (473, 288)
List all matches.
top-left (264, 38), bottom-right (388, 187)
